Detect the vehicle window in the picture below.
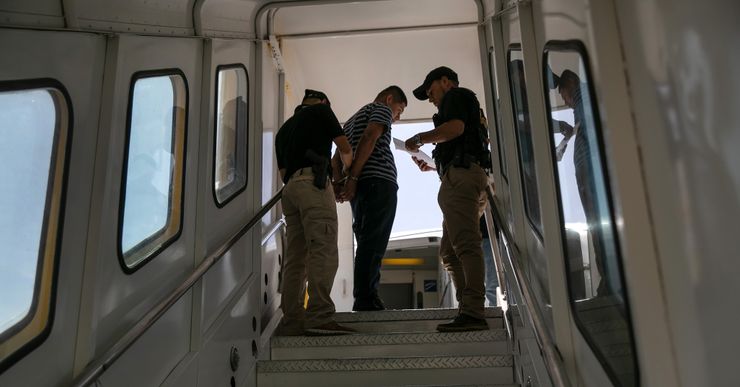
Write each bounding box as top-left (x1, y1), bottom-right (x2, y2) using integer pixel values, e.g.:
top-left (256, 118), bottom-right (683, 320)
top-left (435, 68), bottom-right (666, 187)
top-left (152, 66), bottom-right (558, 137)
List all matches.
top-left (0, 82), bottom-right (69, 369)
top-left (507, 48), bottom-right (543, 238)
top-left (488, 52), bottom-right (507, 181)
top-left (119, 72), bottom-right (187, 271)
top-left (214, 65), bottom-right (249, 205)
top-left (544, 42), bottom-right (639, 387)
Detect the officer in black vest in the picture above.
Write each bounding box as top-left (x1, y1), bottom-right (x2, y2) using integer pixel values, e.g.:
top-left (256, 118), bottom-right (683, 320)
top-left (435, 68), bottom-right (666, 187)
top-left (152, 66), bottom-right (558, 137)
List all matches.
top-left (405, 67), bottom-right (490, 332)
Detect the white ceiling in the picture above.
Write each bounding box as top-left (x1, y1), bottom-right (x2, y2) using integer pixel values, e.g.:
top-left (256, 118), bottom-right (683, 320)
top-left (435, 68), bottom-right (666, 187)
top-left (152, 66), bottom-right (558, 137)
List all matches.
top-left (273, 0), bottom-right (479, 36)
top-left (273, 0), bottom-right (486, 123)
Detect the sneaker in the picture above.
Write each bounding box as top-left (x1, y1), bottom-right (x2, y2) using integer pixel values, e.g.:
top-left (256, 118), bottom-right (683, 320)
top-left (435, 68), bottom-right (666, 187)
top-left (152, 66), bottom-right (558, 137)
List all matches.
top-left (352, 296), bottom-right (386, 312)
top-left (436, 313), bottom-right (489, 332)
top-left (305, 321), bottom-right (357, 336)
top-left (372, 296), bottom-right (386, 310)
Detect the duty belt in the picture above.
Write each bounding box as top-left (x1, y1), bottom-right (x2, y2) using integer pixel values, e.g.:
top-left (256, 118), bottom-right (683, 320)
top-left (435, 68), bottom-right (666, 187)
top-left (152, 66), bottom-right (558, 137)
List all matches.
top-left (289, 166), bottom-right (328, 189)
top-left (436, 154), bottom-right (479, 177)
top-left (289, 167), bottom-right (314, 180)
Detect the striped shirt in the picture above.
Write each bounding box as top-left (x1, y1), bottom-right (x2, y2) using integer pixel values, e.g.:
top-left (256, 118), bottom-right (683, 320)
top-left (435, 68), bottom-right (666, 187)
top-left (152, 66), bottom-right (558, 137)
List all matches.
top-left (343, 102), bottom-right (397, 185)
top-left (571, 86), bottom-right (592, 171)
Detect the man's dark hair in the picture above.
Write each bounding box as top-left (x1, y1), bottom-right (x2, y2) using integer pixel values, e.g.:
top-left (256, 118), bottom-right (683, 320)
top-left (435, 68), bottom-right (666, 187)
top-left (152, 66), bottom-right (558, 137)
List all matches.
top-left (557, 70), bottom-right (580, 90)
top-left (375, 85), bottom-right (408, 105)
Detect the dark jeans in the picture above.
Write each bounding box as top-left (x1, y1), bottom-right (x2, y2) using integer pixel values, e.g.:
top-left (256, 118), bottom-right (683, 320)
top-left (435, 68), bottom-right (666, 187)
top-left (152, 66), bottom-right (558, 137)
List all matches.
top-left (350, 178), bottom-right (398, 306)
top-left (576, 162), bottom-right (610, 296)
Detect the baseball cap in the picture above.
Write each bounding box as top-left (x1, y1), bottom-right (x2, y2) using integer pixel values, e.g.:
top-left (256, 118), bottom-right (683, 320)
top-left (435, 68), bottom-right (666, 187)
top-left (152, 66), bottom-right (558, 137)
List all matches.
top-left (303, 89), bottom-right (330, 105)
top-left (413, 66), bottom-right (459, 100)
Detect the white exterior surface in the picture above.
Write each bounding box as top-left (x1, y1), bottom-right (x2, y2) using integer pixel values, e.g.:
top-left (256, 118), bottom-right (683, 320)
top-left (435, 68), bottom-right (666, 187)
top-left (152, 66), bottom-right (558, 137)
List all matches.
top-left (73, 34), bottom-right (203, 386)
top-left (0, 28), bottom-right (106, 387)
top-left (197, 37), bottom-right (258, 339)
top-left (616, 1), bottom-right (740, 386)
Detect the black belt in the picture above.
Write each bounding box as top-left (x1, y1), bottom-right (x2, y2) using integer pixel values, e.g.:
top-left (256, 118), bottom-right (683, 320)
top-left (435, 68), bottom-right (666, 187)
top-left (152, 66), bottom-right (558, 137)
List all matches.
top-left (289, 167), bottom-right (314, 180)
top-left (436, 154), bottom-right (479, 177)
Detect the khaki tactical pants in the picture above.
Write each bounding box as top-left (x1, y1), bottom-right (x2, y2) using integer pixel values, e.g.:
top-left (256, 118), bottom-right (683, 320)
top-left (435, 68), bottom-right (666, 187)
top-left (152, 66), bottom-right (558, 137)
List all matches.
top-left (280, 167), bottom-right (339, 330)
top-left (438, 163), bottom-right (489, 319)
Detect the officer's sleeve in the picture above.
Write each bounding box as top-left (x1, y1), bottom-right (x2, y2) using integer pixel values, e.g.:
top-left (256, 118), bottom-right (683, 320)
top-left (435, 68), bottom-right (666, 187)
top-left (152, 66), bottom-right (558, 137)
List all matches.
top-left (318, 104), bottom-right (344, 138)
top-left (441, 89), bottom-right (470, 124)
top-left (369, 104), bottom-right (393, 132)
top-left (275, 127), bottom-right (286, 169)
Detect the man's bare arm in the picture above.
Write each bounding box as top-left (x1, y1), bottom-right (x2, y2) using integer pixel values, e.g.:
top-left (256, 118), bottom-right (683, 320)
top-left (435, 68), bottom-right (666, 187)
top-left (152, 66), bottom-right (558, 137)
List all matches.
top-left (333, 135), bottom-right (353, 171)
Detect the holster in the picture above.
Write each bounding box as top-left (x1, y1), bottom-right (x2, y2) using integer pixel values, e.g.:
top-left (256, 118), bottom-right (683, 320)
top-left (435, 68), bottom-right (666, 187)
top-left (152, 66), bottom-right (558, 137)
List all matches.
top-left (305, 149), bottom-right (329, 189)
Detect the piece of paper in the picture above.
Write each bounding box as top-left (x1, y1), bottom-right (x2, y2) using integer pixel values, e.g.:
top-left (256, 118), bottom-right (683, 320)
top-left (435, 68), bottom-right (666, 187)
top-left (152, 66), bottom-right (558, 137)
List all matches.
top-left (393, 137), bottom-right (434, 165)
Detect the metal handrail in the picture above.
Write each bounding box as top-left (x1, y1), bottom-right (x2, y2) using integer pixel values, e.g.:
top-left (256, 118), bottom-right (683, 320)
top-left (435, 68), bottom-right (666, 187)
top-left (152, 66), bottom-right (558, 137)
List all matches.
top-left (482, 189), bottom-right (507, 307)
top-left (261, 218), bottom-right (286, 246)
top-left (70, 189), bottom-right (283, 387)
top-left (485, 187), bottom-right (571, 387)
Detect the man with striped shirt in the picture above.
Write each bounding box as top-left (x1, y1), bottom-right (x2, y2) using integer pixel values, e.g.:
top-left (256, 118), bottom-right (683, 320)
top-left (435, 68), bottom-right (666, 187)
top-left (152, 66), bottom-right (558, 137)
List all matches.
top-left (332, 85), bottom-right (407, 311)
top-left (553, 69), bottom-right (610, 296)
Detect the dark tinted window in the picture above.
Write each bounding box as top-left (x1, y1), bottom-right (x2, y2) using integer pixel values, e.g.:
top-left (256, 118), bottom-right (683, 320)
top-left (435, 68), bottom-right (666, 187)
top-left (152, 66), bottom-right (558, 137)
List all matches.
top-left (488, 52), bottom-right (508, 181)
top-left (214, 65), bottom-right (249, 205)
top-left (507, 48), bottom-right (543, 237)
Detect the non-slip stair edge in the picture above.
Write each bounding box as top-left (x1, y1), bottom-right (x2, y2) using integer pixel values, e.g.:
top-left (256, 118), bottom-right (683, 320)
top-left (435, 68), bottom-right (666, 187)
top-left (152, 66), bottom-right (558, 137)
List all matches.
top-left (257, 355), bottom-right (513, 373)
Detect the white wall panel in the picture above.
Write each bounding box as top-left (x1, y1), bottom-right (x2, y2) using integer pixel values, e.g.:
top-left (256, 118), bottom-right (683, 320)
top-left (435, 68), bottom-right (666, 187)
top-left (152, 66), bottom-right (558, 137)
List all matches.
top-left (73, 0), bottom-right (195, 34)
top-left (198, 279), bottom-right (260, 387)
top-left (199, 0), bottom-right (260, 37)
top-left (97, 296), bottom-right (194, 387)
top-left (0, 28), bottom-right (106, 387)
top-left (197, 38), bottom-right (257, 334)
top-left (73, 34), bottom-right (203, 386)
top-left (617, 0), bottom-right (740, 385)
top-left (0, 0), bottom-right (64, 28)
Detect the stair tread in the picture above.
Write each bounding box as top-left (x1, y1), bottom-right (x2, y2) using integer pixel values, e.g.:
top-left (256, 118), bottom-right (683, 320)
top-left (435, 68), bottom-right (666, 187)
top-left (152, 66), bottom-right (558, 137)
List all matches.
top-left (271, 329), bottom-right (508, 348)
top-left (258, 355), bottom-right (513, 373)
top-left (384, 385), bottom-right (517, 387)
top-left (334, 307), bottom-right (502, 323)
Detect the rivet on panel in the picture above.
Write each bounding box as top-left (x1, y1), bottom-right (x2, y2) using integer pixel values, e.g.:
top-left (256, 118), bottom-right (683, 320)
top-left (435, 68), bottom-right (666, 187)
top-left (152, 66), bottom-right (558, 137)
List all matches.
top-left (229, 346), bottom-right (240, 372)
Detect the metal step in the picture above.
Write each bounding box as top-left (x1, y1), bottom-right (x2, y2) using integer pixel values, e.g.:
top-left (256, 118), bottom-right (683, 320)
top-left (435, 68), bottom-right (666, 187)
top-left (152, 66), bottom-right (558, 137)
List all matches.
top-left (334, 307), bottom-right (503, 322)
top-left (333, 307), bottom-right (504, 333)
top-left (271, 329), bottom-right (510, 360)
top-left (383, 385), bottom-right (517, 387)
top-left (257, 355), bottom-right (515, 387)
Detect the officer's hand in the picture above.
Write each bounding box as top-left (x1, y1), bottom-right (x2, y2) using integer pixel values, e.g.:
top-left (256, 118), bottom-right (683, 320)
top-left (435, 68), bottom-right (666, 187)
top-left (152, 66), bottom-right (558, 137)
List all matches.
top-left (331, 175), bottom-right (347, 202)
top-left (412, 156), bottom-right (436, 172)
top-left (332, 182), bottom-right (344, 202)
top-left (404, 138), bottom-right (420, 153)
top-left (340, 180), bottom-right (357, 202)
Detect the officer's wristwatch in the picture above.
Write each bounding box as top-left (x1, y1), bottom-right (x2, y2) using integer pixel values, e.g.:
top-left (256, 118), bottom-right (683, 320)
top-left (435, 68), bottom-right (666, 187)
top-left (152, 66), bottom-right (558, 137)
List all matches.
top-left (412, 134), bottom-right (423, 147)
